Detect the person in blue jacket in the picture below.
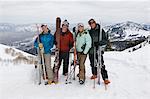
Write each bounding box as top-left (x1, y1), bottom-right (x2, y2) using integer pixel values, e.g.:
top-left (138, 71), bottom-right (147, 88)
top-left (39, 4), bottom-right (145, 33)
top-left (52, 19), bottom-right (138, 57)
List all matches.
top-left (34, 24), bottom-right (54, 85)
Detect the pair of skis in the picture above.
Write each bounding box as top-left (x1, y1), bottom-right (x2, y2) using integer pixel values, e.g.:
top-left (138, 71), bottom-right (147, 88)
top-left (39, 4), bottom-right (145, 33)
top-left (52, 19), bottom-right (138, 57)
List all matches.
top-left (93, 22), bottom-right (107, 90)
top-left (53, 17), bottom-right (61, 83)
top-left (35, 24), bottom-right (48, 85)
top-left (65, 27), bottom-right (78, 84)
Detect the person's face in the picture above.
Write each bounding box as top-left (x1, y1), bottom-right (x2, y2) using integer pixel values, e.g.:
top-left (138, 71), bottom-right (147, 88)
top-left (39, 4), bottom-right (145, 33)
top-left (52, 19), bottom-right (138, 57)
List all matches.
top-left (62, 25), bottom-right (68, 32)
top-left (89, 20), bottom-right (96, 29)
top-left (41, 26), bottom-right (48, 32)
top-left (78, 26), bottom-right (84, 33)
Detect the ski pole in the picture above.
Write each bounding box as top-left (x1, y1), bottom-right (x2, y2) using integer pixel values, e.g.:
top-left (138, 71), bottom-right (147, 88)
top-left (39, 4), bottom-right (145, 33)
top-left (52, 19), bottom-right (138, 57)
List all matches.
top-left (93, 46), bottom-right (96, 89)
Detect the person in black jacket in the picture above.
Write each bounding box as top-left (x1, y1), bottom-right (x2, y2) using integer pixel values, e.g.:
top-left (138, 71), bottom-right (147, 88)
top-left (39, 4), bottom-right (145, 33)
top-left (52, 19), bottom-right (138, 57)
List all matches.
top-left (88, 19), bottom-right (110, 85)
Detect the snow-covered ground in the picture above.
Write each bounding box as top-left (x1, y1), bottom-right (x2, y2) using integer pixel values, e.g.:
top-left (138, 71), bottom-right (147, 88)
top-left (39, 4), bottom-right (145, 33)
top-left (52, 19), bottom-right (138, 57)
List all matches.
top-left (0, 43), bottom-right (150, 99)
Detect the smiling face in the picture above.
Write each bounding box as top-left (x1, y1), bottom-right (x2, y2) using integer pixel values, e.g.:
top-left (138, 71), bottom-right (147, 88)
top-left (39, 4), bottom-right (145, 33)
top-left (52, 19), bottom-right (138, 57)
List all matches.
top-left (78, 25), bottom-right (84, 33)
top-left (89, 19), bottom-right (96, 29)
top-left (62, 25), bottom-right (68, 32)
top-left (41, 25), bottom-right (48, 33)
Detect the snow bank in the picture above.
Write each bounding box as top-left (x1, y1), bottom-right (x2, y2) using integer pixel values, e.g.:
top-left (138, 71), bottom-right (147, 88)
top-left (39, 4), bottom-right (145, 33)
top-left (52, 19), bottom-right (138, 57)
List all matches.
top-left (0, 44), bottom-right (150, 99)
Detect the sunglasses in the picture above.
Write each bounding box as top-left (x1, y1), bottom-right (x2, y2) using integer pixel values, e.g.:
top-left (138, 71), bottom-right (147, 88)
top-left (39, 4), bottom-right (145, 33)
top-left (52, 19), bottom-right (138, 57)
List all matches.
top-left (78, 25), bottom-right (84, 27)
top-left (62, 24), bottom-right (68, 27)
top-left (89, 21), bottom-right (95, 25)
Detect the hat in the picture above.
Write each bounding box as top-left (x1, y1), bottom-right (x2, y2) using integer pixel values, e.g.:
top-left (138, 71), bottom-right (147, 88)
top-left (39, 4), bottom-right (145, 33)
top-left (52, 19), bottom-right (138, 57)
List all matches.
top-left (78, 23), bottom-right (84, 27)
top-left (62, 20), bottom-right (69, 27)
top-left (41, 24), bottom-right (47, 27)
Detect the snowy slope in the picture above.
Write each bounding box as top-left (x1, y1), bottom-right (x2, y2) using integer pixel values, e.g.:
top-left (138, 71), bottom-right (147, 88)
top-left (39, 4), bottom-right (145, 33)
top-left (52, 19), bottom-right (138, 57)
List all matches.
top-left (0, 44), bottom-right (35, 65)
top-left (0, 44), bottom-right (150, 99)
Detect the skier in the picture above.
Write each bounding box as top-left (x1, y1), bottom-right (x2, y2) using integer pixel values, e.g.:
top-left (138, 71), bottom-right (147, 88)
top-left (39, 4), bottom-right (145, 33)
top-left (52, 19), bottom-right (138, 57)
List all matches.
top-left (76, 23), bottom-right (92, 84)
top-left (88, 19), bottom-right (110, 85)
top-left (34, 24), bottom-right (54, 85)
top-left (53, 20), bottom-right (74, 82)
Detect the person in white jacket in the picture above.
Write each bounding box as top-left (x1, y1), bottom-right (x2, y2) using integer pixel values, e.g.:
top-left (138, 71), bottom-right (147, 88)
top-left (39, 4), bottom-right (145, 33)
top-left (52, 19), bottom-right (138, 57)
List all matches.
top-left (76, 23), bottom-right (92, 84)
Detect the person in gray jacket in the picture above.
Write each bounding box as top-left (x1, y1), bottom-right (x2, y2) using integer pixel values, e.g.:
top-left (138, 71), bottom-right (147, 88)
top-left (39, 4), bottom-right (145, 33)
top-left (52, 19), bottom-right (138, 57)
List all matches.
top-left (76, 23), bottom-right (92, 84)
top-left (88, 19), bottom-right (110, 85)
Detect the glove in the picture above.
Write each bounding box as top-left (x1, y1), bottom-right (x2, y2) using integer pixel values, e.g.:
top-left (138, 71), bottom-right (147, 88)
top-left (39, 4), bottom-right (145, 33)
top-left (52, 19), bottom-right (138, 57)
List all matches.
top-left (81, 52), bottom-right (87, 55)
top-left (81, 44), bottom-right (86, 50)
top-left (39, 43), bottom-right (43, 49)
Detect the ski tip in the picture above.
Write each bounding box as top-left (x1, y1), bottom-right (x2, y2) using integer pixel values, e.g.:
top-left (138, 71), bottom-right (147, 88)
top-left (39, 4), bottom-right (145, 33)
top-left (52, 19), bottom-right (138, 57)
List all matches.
top-left (56, 17), bottom-right (61, 20)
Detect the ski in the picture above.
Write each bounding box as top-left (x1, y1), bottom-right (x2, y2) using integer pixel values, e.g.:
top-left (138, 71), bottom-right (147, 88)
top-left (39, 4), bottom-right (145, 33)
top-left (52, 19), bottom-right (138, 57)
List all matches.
top-left (97, 21), bottom-right (102, 85)
top-left (53, 17), bottom-right (61, 84)
top-left (34, 63), bottom-right (41, 85)
top-left (73, 27), bottom-right (77, 81)
top-left (97, 21), bottom-right (108, 90)
top-left (35, 24), bottom-right (42, 85)
top-left (65, 60), bottom-right (78, 84)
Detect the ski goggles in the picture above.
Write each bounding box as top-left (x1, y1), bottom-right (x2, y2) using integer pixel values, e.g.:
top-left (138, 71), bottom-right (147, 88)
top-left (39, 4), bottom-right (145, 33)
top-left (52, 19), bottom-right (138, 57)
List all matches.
top-left (78, 23), bottom-right (84, 27)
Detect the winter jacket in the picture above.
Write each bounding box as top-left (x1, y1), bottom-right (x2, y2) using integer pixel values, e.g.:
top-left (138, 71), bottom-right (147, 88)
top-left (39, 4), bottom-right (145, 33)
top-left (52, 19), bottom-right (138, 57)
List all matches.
top-left (89, 24), bottom-right (108, 54)
top-left (54, 29), bottom-right (74, 52)
top-left (76, 30), bottom-right (92, 54)
top-left (34, 31), bottom-right (54, 54)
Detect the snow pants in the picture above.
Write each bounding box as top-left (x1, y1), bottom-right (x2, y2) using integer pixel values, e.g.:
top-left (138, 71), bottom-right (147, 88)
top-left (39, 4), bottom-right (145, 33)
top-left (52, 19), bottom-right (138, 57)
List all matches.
top-left (59, 52), bottom-right (70, 75)
top-left (43, 54), bottom-right (53, 81)
top-left (77, 52), bottom-right (87, 81)
top-left (89, 51), bottom-right (108, 80)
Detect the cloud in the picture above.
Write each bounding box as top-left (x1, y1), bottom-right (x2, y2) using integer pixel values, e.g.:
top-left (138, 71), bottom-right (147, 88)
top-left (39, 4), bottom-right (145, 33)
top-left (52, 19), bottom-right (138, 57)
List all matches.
top-left (0, 0), bottom-right (149, 1)
top-left (0, 0), bottom-right (149, 24)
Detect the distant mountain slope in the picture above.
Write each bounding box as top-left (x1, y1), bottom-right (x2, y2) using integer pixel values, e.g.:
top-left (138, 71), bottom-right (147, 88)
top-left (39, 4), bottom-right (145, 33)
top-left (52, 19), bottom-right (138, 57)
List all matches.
top-left (104, 21), bottom-right (150, 41)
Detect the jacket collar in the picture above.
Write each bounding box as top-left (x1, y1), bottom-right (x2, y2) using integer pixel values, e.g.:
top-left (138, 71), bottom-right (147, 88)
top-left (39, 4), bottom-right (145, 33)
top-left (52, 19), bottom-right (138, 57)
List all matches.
top-left (41, 30), bottom-right (50, 35)
top-left (78, 30), bottom-right (87, 36)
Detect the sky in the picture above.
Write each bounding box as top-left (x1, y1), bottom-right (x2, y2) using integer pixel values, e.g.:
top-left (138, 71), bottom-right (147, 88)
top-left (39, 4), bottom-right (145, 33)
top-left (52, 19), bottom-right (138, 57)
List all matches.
top-left (0, 0), bottom-right (150, 25)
